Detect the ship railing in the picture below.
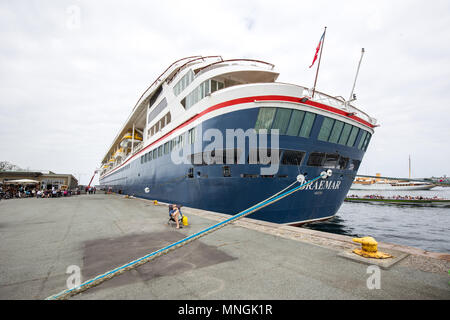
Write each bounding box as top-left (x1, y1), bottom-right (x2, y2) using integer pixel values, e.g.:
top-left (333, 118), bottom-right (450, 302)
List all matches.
top-left (299, 86), bottom-right (377, 126)
top-left (132, 141), bottom-right (143, 155)
top-left (166, 56), bottom-right (224, 84)
top-left (195, 59), bottom-right (276, 78)
top-left (131, 56), bottom-right (207, 113)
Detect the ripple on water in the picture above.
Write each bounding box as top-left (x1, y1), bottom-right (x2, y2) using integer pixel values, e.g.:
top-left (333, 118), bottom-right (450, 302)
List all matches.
top-left (301, 188), bottom-right (450, 253)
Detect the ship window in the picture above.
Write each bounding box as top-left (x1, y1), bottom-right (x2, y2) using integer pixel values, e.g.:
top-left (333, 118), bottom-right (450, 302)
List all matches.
top-left (338, 157), bottom-right (349, 170)
top-left (171, 138), bottom-right (177, 151)
top-left (281, 150), bottom-right (306, 166)
top-left (189, 153), bottom-right (205, 165)
top-left (153, 149), bottom-right (157, 159)
top-left (271, 108), bottom-right (292, 135)
top-left (148, 151), bottom-right (152, 161)
top-left (192, 148), bottom-right (243, 165)
top-left (349, 159), bottom-right (361, 171)
top-left (338, 123), bottom-right (352, 145)
top-left (182, 79), bottom-right (224, 109)
top-left (188, 127), bottom-right (196, 144)
top-left (148, 85), bottom-right (162, 108)
top-left (229, 149), bottom-right (244, 164)
top-left (307, 152), bottom-right (325, 167)
top-left (328, 120), bottom-right (344, 144)
top-left (173, 70), bottom-right (194, 96)
top-left (318, 117), bottom-right (334, 141)
top-left (164, 142), bottom-right (170, 154)
top-left (255, 107), bottom-right (276, 132)
top-left (205, 80), bottom-right (210, 96)
top-left (184, 87), bottom-right (197, 110)
top-left (323, 153), bottom-right (340, 168)
top-left (223, 166), bottom-right (231, 177)
top-left (247, 149), bottom-right (280, 165)
top-left (158, 145), bottom-right (163, 157)
top-left (220, 149), bottom-right (240, 164)
top-left (299, 112), bottom-right (316, 138)
top-left (347, 126), bottom-right (359, 147)
top-left (140, 155), bottom-right (144, 164)
top-left (362, 133), bottom-right (372, 151)
top-left (211, 80), bottom-right (218, 92)
top-left (148, 97), bottom-right (167, 124)
top-left (358, 131), bottom-right (368, 149)
top-left (286, 110), bottom-right (305, 136)
top-left (178, 134), bottom-right (185, 148)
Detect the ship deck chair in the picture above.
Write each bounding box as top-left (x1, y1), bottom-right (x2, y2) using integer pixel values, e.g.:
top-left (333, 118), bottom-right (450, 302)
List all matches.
top-left (168, 204), bottom-right (183, 228)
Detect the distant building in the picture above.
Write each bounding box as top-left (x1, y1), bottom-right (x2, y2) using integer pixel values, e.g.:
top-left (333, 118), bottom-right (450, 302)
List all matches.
top-left (0, 170), bottom-right (78, 190)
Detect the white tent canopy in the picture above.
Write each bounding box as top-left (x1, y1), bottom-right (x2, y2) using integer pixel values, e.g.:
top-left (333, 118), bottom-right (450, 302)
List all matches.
top-left (3, 179), bottom-right (40, 184)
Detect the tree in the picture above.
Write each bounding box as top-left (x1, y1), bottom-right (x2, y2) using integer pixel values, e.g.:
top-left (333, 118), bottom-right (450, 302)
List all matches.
top-left (0, 161), bottom-right (21, 172)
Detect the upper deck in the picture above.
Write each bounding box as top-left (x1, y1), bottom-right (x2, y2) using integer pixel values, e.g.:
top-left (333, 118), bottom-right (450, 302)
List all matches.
top-left (100, 56), bottom-right (377, 175)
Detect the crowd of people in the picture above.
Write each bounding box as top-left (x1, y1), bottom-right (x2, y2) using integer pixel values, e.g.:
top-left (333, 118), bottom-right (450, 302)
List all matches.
top-left (85, 186), bottom-right (96, 194)
top-left (347, 194), bottom-right (444, 201)
top-left (0, 185), bottom-right (83, 200)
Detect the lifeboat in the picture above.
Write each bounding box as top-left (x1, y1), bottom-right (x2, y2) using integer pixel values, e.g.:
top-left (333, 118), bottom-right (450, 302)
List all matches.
top-left (112, 148), bottom-right (125, 157)
top-left (119, 131), bottom-right (143, 148)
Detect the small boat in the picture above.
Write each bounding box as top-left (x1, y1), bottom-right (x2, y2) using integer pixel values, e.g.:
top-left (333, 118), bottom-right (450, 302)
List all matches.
top-left (350, 181), bottom-right (435, 191)
top-left (351, 159), bottom-right (436, 191)
top-left (345, 196), bottom-right (450, 207)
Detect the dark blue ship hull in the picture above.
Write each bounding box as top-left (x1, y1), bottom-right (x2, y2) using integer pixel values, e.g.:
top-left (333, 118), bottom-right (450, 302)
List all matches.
top-left (100, 107), bottom-right (368, 224)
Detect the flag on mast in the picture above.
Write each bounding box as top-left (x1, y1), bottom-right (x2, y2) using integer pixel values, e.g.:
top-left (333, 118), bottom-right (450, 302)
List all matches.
top-left (309, 30), bottom-right (326, 68)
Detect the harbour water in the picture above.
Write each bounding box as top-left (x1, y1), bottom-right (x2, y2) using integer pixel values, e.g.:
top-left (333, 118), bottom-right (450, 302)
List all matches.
top-left (302, 187), bottom-right (450, 253)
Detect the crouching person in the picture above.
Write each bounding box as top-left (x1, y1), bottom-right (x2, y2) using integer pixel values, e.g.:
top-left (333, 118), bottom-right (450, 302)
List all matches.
top-left (169, 204), bottom-right (182, 229)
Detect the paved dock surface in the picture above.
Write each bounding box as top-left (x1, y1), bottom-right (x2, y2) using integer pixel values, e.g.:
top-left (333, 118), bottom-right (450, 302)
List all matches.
top-left (0, 194), bottom-right (449, 300)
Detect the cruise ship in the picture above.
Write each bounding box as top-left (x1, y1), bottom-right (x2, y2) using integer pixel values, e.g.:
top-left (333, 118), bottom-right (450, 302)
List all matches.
top-left (99, 56), bottom-right (377, 224)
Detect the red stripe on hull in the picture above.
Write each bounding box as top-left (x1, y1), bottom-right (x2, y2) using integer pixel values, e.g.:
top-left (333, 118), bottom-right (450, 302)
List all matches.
top-left (102, 95), bottom-right (373, 178)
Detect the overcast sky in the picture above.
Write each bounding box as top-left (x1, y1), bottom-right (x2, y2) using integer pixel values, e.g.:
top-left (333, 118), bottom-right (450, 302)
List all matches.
top-left (1, 0), bottom-right (449, 185)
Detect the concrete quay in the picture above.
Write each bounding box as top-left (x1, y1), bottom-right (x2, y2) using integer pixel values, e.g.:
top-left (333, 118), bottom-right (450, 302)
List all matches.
top-left (0, 194), bottom-right (449, 300)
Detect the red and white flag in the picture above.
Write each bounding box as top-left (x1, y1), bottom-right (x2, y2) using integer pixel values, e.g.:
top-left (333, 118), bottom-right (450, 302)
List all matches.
top-left (309, 31), bottom-right (326, 68)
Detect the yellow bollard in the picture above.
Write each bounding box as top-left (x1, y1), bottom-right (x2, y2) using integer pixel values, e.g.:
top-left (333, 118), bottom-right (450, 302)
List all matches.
top-left (182, 215), bottom-right (188, 226)
top-left (153, 200), bottom-right (158, 205)
top-left (352, 236), bottom-right (393, 259)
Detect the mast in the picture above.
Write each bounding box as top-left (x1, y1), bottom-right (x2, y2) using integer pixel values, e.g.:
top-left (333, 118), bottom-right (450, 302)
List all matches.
top-left (348, 48), bottom-right (365, 101)
top-left (409, 155), bottom-right (411, 179)
top-left (312, 26), bottom-right (327, 98)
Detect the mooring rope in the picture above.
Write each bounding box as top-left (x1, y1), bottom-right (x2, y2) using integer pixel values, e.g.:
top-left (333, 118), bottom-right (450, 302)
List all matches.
top-left (45, 170), bottom-right (331, 300)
